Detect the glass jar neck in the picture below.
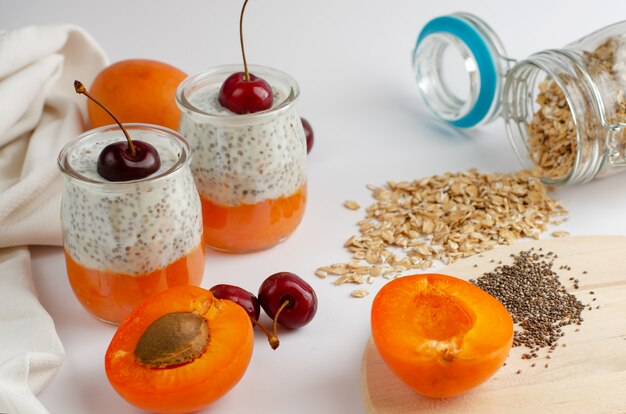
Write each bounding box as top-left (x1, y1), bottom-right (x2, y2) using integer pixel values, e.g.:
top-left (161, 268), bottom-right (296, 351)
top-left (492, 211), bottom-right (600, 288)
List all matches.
top-left (176, 64), bottom-right (300, 126)
top-left (503, 51), bottom-right (607, 185)
top-left (57, 123), bottom-right (192, 191)
top-left (413, 13), bottom-right (514, 128)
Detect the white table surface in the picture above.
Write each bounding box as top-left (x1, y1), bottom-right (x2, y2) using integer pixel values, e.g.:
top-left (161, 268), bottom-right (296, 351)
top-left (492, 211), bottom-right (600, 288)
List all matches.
top-left (4, 1), bottom-right (626, 413)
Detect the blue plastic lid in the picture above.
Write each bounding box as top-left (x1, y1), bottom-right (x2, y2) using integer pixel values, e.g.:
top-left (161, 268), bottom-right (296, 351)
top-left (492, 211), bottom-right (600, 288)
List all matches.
top-left (413, 13), bottom-right (508, 128)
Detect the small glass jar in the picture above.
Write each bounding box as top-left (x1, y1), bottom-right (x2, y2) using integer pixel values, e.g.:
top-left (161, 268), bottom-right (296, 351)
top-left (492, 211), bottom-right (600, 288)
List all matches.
top-left (413, 13), bottom-right (626, 185)
top-left (58, 124), bottom-right (204, 324)
top-left (176, 64), bottom-right (307, 252)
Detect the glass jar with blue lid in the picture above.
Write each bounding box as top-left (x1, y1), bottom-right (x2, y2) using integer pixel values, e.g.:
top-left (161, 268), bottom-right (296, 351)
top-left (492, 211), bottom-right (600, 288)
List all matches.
top-left (413, 13), bottom-right (626, 185)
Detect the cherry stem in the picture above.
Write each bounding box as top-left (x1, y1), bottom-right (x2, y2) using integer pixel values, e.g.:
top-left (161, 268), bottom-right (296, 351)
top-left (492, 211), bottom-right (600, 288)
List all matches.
top-left (272, 299), bottom-right (290, 343)
top-left (239, 0), bottom-right (250, 82)
top-left (74, 80), bottom-right (136, 157)
top-left (251, 316), bottom-right (279, 350)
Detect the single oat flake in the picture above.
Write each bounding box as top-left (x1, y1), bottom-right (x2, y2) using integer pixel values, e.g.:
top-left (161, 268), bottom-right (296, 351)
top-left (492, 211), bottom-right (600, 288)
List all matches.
top-left (317, 169), bottom-right (568, 285)
top-left (343, 200), bottom-right (361, 211)
top-left (551, 231), bottom-right (570, 238)
top-left (351, 289), bottom-right (369, 298)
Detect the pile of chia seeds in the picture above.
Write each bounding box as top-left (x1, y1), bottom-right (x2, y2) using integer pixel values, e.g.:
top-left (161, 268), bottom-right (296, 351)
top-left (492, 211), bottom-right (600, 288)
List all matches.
top-left (470, 248), bottom-right (586, 358)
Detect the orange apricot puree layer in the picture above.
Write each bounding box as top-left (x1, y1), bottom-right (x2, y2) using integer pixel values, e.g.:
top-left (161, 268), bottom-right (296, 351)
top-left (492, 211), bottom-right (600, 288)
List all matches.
top-left (64, 241), bottom-right (205, 324)
top-left (201, 185), bottom-right (307, 252)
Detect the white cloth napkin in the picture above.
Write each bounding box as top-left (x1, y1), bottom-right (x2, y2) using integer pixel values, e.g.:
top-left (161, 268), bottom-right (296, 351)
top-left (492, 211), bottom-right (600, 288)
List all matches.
top-left (0, 25), bottom-right (108, 414)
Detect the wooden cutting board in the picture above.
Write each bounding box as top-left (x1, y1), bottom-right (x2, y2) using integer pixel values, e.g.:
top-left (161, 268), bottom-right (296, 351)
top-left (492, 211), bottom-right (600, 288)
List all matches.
top-left (361, 236), bottom-right (626, 414)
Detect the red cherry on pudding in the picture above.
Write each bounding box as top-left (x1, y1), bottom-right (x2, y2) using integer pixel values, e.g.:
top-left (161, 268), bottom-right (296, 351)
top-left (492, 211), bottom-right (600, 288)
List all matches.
top-left (219, 72), bottom-right (273, 114)
top-left (209, 284), bottom-right (260, 324)
top-left (74, 80), bottom-right (161, 181)
top-left (97, 140), bottom-right (160, 181)
top-left (301, 118), bottom-right (314, 153)
top-left (219, 0), bottom-right (273, 114)
top-left (258, 272), bottom-right (317, 329)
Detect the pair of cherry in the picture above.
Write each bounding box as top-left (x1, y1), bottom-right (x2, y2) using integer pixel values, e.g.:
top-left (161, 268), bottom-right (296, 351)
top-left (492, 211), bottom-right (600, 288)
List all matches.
top-left (210, 272), bottom-right (317, 349)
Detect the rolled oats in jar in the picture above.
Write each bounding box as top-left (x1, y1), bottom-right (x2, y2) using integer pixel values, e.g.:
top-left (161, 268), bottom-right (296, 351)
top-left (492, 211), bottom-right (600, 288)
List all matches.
top-left (506, 30), bottom-right (626, 184)
top-left (413, 14), bottom-right (626, 185)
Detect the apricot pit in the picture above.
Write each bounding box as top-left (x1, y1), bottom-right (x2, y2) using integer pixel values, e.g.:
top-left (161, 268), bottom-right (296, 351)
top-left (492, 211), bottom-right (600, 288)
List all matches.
top-left (134, 311), bottom-right (209, 368)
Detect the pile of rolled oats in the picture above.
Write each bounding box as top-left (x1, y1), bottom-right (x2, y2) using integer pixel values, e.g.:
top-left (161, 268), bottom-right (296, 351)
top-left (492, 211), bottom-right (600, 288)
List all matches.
top-left (528, 37), bottom-right (626, 179)
top-left (316, 169), bottom-right (567, 289)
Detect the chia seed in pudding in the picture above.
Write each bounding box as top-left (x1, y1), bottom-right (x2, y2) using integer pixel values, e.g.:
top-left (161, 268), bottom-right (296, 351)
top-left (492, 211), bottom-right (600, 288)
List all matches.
top-left (178, 76), bottom-right (307, 207)
top-left (60, 127), bottom-right (203, 276)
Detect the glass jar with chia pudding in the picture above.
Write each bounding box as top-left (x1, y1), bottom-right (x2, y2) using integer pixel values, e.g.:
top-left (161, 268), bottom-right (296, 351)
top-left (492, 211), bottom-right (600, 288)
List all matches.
top-left (57, 124), bottom-right (204, 324)
top-left (176, 64), bottom-right (307, 252)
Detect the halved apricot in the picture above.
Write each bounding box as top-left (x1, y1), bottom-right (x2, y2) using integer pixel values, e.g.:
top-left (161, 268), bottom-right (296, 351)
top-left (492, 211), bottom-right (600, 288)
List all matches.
top-left (371, 274), bottom-right (513, 398)
top-left (105, 286), bottom-right (254, 413)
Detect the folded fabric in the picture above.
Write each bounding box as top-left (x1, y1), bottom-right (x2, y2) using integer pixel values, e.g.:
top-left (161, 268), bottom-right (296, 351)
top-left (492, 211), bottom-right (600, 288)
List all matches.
top-left (0, 24), bottom-right (108, 248)
top-left (0, 249), bottom-right (64, 414)
top-left (0, 24), bottom-right (108, 414)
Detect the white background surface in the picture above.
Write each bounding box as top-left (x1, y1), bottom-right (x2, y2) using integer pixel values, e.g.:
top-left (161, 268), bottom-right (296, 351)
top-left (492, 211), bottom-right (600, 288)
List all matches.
top-left (4, 1), bottom-right (626, 413)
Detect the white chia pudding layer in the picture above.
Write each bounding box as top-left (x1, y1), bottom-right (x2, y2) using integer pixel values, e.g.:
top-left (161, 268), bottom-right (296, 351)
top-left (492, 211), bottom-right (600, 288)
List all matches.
top-left (61, 129), bottom-right (203, 275)
top-left (179, 84), bottom-right (307, 206)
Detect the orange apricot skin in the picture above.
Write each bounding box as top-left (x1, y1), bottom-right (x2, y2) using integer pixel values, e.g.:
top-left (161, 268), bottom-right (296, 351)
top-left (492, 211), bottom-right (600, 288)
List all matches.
top-left (88, 59), bottom-right (187, 131)
top-left (371, 274), bottom-right (513, 398)
top-left (105, 286), bottom-right (254, 414)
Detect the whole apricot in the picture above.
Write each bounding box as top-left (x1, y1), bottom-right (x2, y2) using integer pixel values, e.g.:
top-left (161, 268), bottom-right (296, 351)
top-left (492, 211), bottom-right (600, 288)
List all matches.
top-left (88, 59), bottom-right (187, 130)
top-left (371, 274), bottom-right (513, 398)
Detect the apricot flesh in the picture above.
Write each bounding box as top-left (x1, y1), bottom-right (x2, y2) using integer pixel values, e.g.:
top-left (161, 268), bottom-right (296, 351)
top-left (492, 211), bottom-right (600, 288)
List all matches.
top-left (371, 274), bottom-right (513, 398)
top-left (105, 286), bottom-right (253, 414)
top-left (88, 59), bottom-right (187, 131)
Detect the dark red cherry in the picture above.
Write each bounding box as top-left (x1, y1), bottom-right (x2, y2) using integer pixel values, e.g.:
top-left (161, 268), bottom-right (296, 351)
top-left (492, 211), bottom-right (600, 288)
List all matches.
top-left (97, 140), bottom-right (161, 181)
top-left (209, 284), bottom-right (260, 325)
top-left (219, 72), bottom-right (273, 114)
top-left (258, 272), bottom-right (317, 329)
top-left (301, 118), bottom-right (314, 153)
top-left (74, 80), bottom-right (161, 182)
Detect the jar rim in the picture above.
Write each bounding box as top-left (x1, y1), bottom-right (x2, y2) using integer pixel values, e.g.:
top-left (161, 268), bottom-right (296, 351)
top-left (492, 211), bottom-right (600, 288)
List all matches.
top-left (413, 12), bottom-right (511, 128)
top-left (57, 123), bottom-right (192, 188)
top-left (176, 64), bottom-right (300, 124)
